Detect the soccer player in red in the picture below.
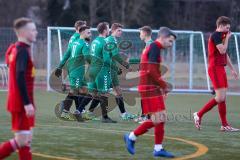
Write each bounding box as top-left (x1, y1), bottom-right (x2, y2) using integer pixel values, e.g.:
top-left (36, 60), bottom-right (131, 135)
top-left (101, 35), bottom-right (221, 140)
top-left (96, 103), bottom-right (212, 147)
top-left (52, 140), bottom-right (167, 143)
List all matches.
top-left (193, 16), bottom-right (239, 132)
top-left (124, 27), bottom-right (176, 158)
top-left (0, 17), bottom-right (38, 160)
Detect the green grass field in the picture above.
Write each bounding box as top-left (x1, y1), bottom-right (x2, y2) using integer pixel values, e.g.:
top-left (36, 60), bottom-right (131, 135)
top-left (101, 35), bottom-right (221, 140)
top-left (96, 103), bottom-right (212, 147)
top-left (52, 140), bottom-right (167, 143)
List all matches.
top-left (1, 90), bottom-right (240, 160)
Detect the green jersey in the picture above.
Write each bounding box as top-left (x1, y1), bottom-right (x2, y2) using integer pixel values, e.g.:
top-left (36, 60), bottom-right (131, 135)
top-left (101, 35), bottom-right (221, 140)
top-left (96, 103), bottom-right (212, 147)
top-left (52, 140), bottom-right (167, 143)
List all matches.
top-left (91, 37), bottom-right (106, 63)
top-left (67, 38), bottom-right (90, 77)
top-left (88, 36), bottom-right (116, 93)
top-left (104, 35), bottom-right (129, 70)
top-left (145, 39), bottom-right (153, 48)
top-left (58, 32), bottom-right (80, 69)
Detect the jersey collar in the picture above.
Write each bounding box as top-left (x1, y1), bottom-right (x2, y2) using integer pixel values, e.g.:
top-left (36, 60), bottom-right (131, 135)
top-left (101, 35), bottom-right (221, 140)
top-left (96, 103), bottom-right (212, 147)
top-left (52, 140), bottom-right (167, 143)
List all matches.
top-left (16, 41), bottom-right (30, 47)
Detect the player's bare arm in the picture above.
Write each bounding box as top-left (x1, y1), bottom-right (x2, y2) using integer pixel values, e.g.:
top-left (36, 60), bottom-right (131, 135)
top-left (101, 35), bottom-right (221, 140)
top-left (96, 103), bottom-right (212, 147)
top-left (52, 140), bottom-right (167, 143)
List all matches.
top-left (227, 54), bottom-right (239, 80)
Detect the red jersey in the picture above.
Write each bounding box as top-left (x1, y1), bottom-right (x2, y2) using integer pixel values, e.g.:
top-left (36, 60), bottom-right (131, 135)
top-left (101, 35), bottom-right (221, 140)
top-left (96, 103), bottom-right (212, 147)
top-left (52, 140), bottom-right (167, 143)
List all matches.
top-left (208, 31), bottom-right (227, 67)
top-left (6, 42), bottom-right (35, 112)
top-left (138, 41), bottom-right (167, 98)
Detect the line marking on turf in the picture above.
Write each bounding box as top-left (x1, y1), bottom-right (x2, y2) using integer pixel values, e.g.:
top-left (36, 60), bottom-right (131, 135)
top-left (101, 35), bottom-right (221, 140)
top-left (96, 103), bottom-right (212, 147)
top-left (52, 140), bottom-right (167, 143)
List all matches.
top-left (32, 152), bottom-right (75, 160)
top-left (31, 124), bottom-right (208, 160)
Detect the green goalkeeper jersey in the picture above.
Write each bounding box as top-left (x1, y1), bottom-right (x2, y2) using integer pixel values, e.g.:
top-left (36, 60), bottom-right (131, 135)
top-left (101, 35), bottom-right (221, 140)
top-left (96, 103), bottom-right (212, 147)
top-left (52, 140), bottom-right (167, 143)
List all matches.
top-left (58, 32), bottom-right (80, 69)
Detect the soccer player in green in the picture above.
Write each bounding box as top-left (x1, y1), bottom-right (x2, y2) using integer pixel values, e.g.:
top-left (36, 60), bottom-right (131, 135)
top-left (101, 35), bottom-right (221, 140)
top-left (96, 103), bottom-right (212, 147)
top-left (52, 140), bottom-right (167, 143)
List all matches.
top-left (140, 26), bottom-right (154, 48)
top-left (86, 22), bottom-right (116, 123)
top-left (135, 25), bottom-right (153, 123)
top-left (66, 26), bottom-right (92, 121)
top-left (104, 23), bottom-right (136, 120)
top-left (55, 20), bottom-right (87, 120)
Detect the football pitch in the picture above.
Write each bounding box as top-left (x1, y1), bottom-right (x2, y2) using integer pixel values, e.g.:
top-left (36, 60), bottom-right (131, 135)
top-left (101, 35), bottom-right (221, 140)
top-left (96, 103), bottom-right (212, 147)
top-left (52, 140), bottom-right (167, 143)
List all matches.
top-left (0, 90), bottom-right (240, 160)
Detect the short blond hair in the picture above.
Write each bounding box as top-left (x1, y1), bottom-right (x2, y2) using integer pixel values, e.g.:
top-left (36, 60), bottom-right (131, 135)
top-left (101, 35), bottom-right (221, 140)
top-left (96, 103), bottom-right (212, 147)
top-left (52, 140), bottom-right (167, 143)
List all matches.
top-left (13, 17), bottom-right (33, 30)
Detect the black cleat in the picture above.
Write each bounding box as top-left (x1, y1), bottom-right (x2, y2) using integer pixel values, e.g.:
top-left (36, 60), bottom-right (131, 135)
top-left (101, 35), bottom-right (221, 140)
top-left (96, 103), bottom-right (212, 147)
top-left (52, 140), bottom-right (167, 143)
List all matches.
top-left (102, 117), bottom-right (117, 123)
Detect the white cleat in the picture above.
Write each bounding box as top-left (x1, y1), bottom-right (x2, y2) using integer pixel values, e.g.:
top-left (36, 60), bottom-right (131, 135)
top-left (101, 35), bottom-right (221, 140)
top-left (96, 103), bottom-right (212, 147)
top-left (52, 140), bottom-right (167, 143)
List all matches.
top-left (220, 126), bottom-right (240, 132)
top-left (193, 112), bottom-right (201, 130)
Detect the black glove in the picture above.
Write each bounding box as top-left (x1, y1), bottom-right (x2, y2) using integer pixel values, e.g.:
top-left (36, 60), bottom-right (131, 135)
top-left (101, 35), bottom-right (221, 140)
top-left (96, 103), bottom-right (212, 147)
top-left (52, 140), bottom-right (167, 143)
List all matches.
top-left (55, 68), bottom-right (62, 77)
top-left (117, 68), bottom-right (123, 75)
top-left (124, 62), bottom-right (130, 69)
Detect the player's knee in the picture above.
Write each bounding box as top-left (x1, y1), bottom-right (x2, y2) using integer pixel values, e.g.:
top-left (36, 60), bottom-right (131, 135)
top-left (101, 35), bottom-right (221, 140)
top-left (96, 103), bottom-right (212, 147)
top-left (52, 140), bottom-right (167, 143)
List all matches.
top-left (152, 119), bottom-right (161, 125)
top-left (215, 95), bottom-right (225, 102)
top-left (151, 112), bottom-right (167, 125)
top-left (15, 132), bottom-right (32, 147)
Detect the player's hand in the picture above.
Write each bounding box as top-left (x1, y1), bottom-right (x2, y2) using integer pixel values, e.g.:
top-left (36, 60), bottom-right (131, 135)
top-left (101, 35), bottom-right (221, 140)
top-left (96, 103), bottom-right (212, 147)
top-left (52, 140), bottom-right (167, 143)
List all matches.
top-left (231, 69), bottom-right (239, 80)
top-left (117, 68), bottom-right (123, 75)
top-left (163, 82), bottom-right (173, 94)
top-left (55, 68), bottom-right (62, 77)
top-left (24, 104), bottom-right (35, 117)
top-left (163, 93), bottom-right (168, 100)
top-left (226, 32), bottom-right (232, 39)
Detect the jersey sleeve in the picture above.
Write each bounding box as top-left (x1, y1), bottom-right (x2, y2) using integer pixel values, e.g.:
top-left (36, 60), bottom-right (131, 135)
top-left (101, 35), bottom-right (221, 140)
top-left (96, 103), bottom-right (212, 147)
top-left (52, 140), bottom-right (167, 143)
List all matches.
top-left (148, 43), bottom-right (160, 63)
top-left (16, 48), bottom-right (30, 105)
top-left (5, 44), bottom-right (15, 66)
top-left (112, 54), bottom-right (129, 68)
top-left (211, 32), bottom-right (223, 46)
top-left (58, 44), bottom-right (71, 69)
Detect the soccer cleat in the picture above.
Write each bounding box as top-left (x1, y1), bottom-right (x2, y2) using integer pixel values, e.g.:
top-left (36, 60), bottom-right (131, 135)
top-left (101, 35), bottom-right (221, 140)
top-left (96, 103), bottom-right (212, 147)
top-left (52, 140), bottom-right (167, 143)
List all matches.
top-left (73, 110), bottom-right (84, 122)
top-left (153, 149), bottom-right (174, 158)
top-left (124, 133), bottom-right (135, 155)
top-left (134, 116), bottom-right (148, 124)
top-left (82, 111), bottom-right (100, 121)
top-left (220, 126), bottom-right (240, 132)
top-left (127, 113), bottom-right (138, 119)
top-left (102, 117), bottom-right (117, 123)
top-left (121, 113), bottom-right (138, 121)
top-left (60, 110), bottom-right (75, 121)
top-left (193, 112), bottom-right (201, 130)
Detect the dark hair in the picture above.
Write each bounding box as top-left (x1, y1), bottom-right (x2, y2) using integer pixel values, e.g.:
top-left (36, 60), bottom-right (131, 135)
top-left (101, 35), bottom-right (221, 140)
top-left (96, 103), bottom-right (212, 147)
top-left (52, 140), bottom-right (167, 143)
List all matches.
top-left (79, 26), bottom-right (90, 33)
top-left (74, 20), bottom-right (87, 30)
top-left (13, 17), bottom-right (33, 30)
top-left (139, 26), bottom-right (152, 36)
top-left (158, 27), bottom-right (177, 39)
top-left (216, 16), bottom-right (231, 27)
top-left (111, 23), bottom-right (123, 31)
top-left (97, 22), bottom-right (109, 34)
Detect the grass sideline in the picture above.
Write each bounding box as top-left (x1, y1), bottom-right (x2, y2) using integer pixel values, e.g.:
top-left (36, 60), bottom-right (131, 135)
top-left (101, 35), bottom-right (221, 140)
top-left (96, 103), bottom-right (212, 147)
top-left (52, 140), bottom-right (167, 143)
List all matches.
top-left (0, 90), bottom-right (240, 160)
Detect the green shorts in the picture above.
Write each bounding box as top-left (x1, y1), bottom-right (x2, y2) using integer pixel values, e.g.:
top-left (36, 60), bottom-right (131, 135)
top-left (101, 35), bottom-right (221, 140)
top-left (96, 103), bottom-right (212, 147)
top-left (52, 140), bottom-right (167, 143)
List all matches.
top-left (69, 76), bottom-right (87, 90)
top-left (97, 66), bottom-right (112, 93)
top-left (87, 82), bottom-right (97, 93)
top-left (111, 70), bottom-right (119, 87)
top-left (87, 67), bottom-right (111, 94)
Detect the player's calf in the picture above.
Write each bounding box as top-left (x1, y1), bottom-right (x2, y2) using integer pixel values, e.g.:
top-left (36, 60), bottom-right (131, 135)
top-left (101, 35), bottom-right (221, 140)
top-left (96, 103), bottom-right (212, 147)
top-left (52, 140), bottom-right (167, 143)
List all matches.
top-left (77, 93), bottom-right (92, 113)
top-left (0, 131), bottom-right (32, 159)
top-left (100, 95), bottom-right (117, 123)
top-left (0, 139), bottom-right (18, 159)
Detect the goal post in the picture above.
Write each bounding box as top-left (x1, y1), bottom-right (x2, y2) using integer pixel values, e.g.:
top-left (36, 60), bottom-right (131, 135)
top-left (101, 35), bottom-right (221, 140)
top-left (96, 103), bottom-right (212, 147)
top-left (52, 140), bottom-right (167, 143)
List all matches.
top-left (46, 26), bottom-right (240, 95)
